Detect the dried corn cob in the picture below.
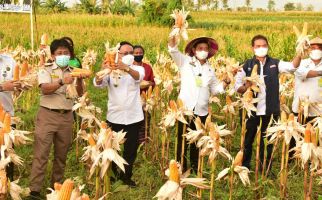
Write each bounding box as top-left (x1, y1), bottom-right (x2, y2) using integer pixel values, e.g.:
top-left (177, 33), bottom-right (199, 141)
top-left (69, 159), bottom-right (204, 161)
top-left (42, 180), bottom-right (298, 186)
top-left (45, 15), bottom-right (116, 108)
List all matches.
top-left (3, 113), bottom-right (11, 133)
top-left (304, 123), bottom-right (312, 143)
top-left (58, 179), bottom-right (74, 200)
top-left (13, 64), bottom-right (20, 81)
top-left (169, 160), bottom-right (180, 183)
top-left (233, 151), bottom-right (244, 167)
top-left (20, 62), bottom-right (28, 77)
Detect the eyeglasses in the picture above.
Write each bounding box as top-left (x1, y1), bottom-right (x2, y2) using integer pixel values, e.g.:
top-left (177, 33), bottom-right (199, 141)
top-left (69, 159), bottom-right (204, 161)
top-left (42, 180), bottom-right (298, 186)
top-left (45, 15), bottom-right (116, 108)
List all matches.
top-left (119, 51), bottom-right (134, 55)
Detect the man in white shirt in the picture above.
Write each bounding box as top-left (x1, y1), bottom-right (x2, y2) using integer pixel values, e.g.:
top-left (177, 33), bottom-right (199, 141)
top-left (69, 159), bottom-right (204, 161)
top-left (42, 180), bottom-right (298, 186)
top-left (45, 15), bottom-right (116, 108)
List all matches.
top-left (94, 41), bottom-right (145, 187)
top-left (168, 36), bottom-right (230, 172)
top-left (0, 53), bottom-right (21, 181)
top-left (235, 35), bottom-right (301, 172)
top-left (292, 37), bottom-right (322, 119)
top-left (289, 37), bottom-right (322, 158)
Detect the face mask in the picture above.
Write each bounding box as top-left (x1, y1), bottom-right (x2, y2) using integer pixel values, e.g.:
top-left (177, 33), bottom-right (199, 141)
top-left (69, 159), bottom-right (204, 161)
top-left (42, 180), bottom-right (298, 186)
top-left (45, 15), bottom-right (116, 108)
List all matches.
top-left (121, 54), bottom-right (134, 66)
top-left (134, 55), bottom-right (144, 63)
top-left (55, 55), bottom-right (70, 67)
top-left (254, 47), bottom-right (268, 57)
top-left (195, 50), bottom-right (209, 60)
top-left (309, 49), bottom-right (322, 60)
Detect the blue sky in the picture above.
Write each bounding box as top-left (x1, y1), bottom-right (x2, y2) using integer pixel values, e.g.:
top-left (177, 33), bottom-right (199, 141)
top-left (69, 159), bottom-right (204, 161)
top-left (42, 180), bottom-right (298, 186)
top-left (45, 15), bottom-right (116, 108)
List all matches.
top-left (64, 0), bottom-right (322, 11)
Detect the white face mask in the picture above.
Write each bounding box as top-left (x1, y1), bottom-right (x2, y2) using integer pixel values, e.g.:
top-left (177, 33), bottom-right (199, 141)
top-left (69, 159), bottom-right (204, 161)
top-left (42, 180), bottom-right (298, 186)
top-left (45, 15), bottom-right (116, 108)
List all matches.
top-left (121, 54), bottom-right (134, 66)
top-left (309, 49), bottom-right (322, 60)
top-left (254, 47), bottom-right (268, 57)
top-left (195, 50), bottom-right (209, 60)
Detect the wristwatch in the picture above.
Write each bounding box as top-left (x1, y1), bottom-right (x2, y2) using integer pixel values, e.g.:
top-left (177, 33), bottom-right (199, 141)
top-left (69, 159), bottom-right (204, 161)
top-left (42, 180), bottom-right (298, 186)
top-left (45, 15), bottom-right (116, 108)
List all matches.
top-left (58, 79), bottom-right (64, 86)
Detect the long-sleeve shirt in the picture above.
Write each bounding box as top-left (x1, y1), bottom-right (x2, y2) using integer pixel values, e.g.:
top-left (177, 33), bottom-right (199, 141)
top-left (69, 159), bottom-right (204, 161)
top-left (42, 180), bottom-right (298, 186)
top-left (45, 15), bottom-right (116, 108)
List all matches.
top-left (234, 58), bottom-right (296, 116)
top-left (292, 58), bottom-right (322, 116)
top-left (0, 54), bottom-right (15, 116)
top-left (94, 65), bottom-right (145, 125)
top-left (169, 46), bottom-right (224, 116)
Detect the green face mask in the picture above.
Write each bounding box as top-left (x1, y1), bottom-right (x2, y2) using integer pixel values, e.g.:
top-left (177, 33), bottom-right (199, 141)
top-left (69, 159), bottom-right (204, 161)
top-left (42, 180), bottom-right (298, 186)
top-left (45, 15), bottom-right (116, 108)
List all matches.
top-left (55, 55), bottom-right (70, 67)
top-left (69, 58), bottom-right (81, 68)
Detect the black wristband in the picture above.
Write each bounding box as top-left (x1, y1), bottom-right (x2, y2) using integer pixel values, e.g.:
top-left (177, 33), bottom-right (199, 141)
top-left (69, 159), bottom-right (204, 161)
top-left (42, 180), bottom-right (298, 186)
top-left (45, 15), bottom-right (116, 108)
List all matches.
top-left (58, 79), bottom-right (64, 86)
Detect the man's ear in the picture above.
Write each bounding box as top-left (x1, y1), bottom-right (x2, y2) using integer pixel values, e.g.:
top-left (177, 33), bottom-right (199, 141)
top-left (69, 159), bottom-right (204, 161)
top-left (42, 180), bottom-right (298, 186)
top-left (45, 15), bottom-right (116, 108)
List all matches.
top-left (192, 48), bottom-right (196, 54)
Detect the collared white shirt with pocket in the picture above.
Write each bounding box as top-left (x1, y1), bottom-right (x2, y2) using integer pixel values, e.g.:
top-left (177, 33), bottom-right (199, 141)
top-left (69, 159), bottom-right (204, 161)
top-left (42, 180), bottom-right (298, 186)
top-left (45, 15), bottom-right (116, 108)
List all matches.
top-left (292, 58), bottom-right (322, 116)
top-left (94, 65), bottom-right (145, 125)
top-left (234, 58), bottom-right (296, 116)
top-left (168, 46), bottom-right (224, 116)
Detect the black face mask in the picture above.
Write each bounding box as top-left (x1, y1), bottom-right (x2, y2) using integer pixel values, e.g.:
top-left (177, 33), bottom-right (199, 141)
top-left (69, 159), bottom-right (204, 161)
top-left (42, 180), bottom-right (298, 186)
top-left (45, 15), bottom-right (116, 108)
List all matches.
top-left (134, 55), bottom-right (144, 62)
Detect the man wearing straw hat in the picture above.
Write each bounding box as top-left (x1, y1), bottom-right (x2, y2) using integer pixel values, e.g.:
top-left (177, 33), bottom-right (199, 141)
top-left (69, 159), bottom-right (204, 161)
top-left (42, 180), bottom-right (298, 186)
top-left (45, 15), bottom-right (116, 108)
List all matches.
top-left (235, 35), bottom-right (302, 173)
top-left (168, 36), bottom-right (230, 173)
top-left (289, 37), bottom-right (322, 156)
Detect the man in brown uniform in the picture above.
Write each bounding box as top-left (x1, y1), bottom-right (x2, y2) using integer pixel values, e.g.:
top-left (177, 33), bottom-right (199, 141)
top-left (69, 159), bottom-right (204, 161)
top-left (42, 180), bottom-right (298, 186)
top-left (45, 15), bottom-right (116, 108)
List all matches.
top-left (29, 39), bottom-right (84, 198)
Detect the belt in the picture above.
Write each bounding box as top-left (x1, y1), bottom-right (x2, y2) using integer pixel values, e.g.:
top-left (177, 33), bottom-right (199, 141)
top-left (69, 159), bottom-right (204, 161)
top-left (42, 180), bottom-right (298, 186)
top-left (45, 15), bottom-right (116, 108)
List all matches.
top-left (41, 106), bottom-right (71, 114)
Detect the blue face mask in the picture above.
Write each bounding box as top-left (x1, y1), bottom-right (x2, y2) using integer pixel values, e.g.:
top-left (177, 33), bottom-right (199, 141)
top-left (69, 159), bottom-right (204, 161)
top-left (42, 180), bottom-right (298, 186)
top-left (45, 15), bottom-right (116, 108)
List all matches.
top-left (55, 55), bottom-right (70, 67)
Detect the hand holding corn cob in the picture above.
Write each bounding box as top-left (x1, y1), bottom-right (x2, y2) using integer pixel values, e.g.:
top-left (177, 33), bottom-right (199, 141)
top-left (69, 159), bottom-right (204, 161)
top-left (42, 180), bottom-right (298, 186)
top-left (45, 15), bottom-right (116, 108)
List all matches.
top-left (169, 7), bottom-right (190, 42)
top-left (293, 22), bottom-right (311, 57)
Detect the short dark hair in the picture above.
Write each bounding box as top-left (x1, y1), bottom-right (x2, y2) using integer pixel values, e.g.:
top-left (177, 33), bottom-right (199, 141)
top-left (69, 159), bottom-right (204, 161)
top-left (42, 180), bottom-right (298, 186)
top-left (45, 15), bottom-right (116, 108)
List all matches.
top-left (251, 35), bottom-right (269, 47)
top-left (119, 41), bottom-right (133, 50)
top-left (50, 39), bottom-right (73, 55)
top-left (133, 45), bottom-right (145, 54)
top-left (61, 36), bottom-right (75, 58)
top-left (193, 39), bottom-right (210, 49)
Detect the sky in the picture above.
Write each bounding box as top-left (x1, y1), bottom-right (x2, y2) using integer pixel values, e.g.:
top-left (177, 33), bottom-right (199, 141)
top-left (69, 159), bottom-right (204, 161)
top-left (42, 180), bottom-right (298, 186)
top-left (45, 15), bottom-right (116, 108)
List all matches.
top-left (64, 0), bottom-right (322, 11)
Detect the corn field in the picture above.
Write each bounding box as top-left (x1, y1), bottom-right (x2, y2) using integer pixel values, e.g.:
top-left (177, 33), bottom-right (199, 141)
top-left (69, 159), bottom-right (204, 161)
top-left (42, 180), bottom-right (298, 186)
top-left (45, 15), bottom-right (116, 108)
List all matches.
top-left (0, 11), bottom-right (322, 199)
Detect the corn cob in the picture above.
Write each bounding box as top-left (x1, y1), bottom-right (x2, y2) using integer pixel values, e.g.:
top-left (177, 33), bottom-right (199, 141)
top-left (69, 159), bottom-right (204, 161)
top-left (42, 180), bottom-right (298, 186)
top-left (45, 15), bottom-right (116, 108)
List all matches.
top-left (40, 34), bottom-right (49, 46)
top-left (281, 111), bottom-right (287, 123)
top-left (81, 194), bottom-right (90, 200)
top-left (0, 169), bottom-right (7, 194)
top-left (175, 12), bottom-right (184, 27)
top-left (233, 151), bottom-right (244, 167)
top-left (0, 104), bottom-right (5, 123)
top-left (0, 129), bottom-right (4, 148)
top-left (169, 100), bottom-right (177, 112)
top-left (58, 179), bottom-right (74, 200)
top-left (20, 62), bottom-right (28, 77)
top-left (288, 113), bottom-right (294, 122)
top-left (3, 113), bottom-right (11, 133)
top-left (88, 134), bottom-right (96, 147)
top-left (226, 95), bottom-right (232, 105)
top-left (70, 68), bottom-right (92, 78)
top-left (169, 160), bottom-right (180, 184)
top-left (304, 123), bottom-right (312, 143)
top-left (13, 64), bottom-right (20, 81)
top-left (251, 64), bottom-right (258, 77)
top-left (54, 182), bottom-right (62, 191)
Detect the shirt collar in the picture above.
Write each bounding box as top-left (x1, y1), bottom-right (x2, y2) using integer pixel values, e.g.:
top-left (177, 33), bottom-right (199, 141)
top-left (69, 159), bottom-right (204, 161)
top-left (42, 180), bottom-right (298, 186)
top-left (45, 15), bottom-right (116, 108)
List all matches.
top-left (192, 56), bottom-right (209, 67)
top-left (52, 62), bottom-right (72, 72)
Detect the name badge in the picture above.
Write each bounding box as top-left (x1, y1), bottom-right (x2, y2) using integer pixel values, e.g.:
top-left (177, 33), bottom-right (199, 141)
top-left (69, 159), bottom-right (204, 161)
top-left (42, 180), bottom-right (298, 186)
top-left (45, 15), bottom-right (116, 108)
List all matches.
top-left (51, 74), bottom-right (59, 78)
top-left (195, 76), bottom-right (202, 87)
top-left (319, 78), bottom-right (322, 88)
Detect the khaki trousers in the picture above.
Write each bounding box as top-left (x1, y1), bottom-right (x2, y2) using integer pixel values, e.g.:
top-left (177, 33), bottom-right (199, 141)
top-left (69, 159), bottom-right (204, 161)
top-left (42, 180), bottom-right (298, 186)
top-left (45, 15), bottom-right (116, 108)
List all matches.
top-left (29, 107), bottom-right (73, 192)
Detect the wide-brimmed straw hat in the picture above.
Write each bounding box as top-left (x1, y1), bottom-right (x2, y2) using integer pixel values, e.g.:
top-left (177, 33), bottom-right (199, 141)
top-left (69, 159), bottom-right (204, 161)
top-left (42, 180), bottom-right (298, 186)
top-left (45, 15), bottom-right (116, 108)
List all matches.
top-left (185, 37), bottom-right (219, 59)
top-left (310, 37), bottom-right (322, 45)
